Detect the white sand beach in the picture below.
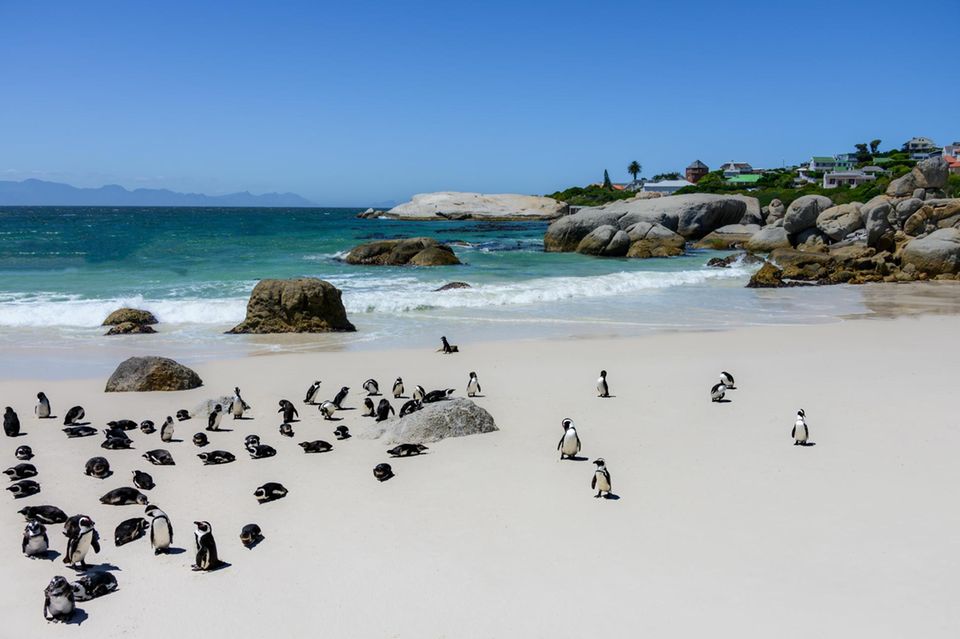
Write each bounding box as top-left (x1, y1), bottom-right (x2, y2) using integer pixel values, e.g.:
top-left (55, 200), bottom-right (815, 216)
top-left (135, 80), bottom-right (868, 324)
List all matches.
top-left (2, 311), bottom-right (958, 638)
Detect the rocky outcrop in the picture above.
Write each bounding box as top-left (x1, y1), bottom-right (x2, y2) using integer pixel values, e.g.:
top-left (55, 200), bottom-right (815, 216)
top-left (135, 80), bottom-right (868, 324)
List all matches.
top-left (706, 252), bottom-right (764, 268)
top-left (901, 228), bottom-right (960, 275)
top-left (105, 356), bottom-right (203, 392)
top-left (102, 308), bottom-right (158, 326)
top-left (816, 203), bottom-right (863, 241)
top-left (227, 278), bottom-right (356, 334)
top-left (694, 224), bottom-right (761, 250)
top-left (886, 172), bottom-right (918, 197)
top-left (783, 195), bottom-right (833, 234)
top-left (542, 209), bottom-right (622, 252)
top-left (911, 156), bottom-right (948, 189)
top-left (344, 238), bottom-right (461, 266)
top-left (766, 199), bottom-right (786, 223)
top-left (434, 282), bottom-right (471, 291)
top-left (862, 197), bottom-right (895, 249)
top-left (746, 262), bottom-right (786, 288)
top-left (384, 192), bottom-right (567, 221)
top-left (624, 222), bottom-right (686, 258)
top-left (105, 322), bottom-right (157, 336)
top-left (903, 199), bottom-right (960, 236)
top-left (359, 398), bottom-right (498, 444)
top-left (744, 226), bottom-right (791, 252)
top-left (576, 225), bottom-right (631, 257)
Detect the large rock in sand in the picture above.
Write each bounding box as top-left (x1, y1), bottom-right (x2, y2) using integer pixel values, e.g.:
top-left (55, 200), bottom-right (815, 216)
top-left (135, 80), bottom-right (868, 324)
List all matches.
top-left (624, 222), bottom-right (686, 258)
top-left (345, 238), bottom-right (461, 266)
top-left (576, 225), bottom-right (631, 256)
top-left (901, 228), bottom-right (960, 275)
top-left (783, 195), bottom-right (833, 234)
top-left (227, 278), bottom-right (356, 334)
top-left (360, 398), bottom-right (498, 444)
top-left (385, 192), bottom-right (567, 220)
top-left (105, 356), bottom-right (203, 392)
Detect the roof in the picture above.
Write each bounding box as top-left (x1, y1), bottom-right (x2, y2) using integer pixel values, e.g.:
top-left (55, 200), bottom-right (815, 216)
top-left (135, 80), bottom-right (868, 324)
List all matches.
top-left (725, 174), bottom-right (762, 184)
top-left (825, 171), bottom-right (874, 178)
top-left (945, 156), bottom-right (960, 167)
top-left (811, 156), bottom-right (835, 163)
top-left (644, 179), bottom-right (694, 187)
top-left (686, 160), bottom-right (708, 169)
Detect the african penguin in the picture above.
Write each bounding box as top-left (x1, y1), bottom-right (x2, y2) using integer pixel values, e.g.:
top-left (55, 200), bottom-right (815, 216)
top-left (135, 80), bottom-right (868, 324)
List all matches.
top-left (720, 371), bottom-right (736, 389)
top-left (558, 418), bottom-right (581, 460)
top-left (19, 505), bottom-right (67, 524)
top-left (332, 386), bottom-right (350, 409)
top-left (99, 487), bottom-right (149, 506)
top-left (83, 457), bottom-right (111, 479)
top-left (22, 520), bottom-right (49, 558)
top-left (43, 576), bottom-right (76, 622)
top-left (597, 370), bottom-right (610, 398)
top-left (279, 422), bottom-right (295, 438)
top-left (35, 392), bottom-right (52, 419)
top-left (193, 432), bottom-right (209, 447)
top-left (15, 445), bottom-right (33, 460)
top-left (253, 482), bottom-right (288, 503)
top-left (192, 521), bottom-right (221, 571)
top-left (107, 419), bottom-right (137, 431)
top-left (375, 399), bottom-right (395, 422)
top-left (132, 469), bottom-right (155, 490)
top-left (146, 505), bottom-right (173, 554)
top-left (198, 450), bottom-right (236, 465)
top-left (467, 372), bottom-right (481, 397)
top-left (4, 407), bottom-right (21, 437)
top-left (240, 523), bottom-right (263, 548)
top-left (334, 425), bottom-right (351, 440)
top-left (246, 442), bottom-right (277, 459)
top-left (423, 388), bottom-right (454, 403)
top-left (5, 462), bottom-right (38, 481)
top-left (319, 401), bottom-right (337, 420)
top-left (439, 336), bottom-right (459, 353)
top-left (392, 377), bottom-right (404, 398)
top-left (114, 517), bottom-right (149, 546)
top-left (63, 406), bottom-right (85, 426)
top-left (373, 463), bottom-right (393, 482)
top-left (277, 400), bottom-right (298, 423)
top-left (591, 458), bottom-right (612, 498)
top-left (299, 440), bottom-right (333, 454)
top-left (7, 479), bottom-right (41, 498)
top-left (228, 387), bottom-right (250, 419)
top-left (139, 420), bottom-right (156, 434)
top-left (71, 571), bottom-right (118, 601)
top-left (207, 404), bottom-right (223, 431)
top-left (176, 409), bottom-right (190, 422)
top-left (363, 397), bottom-right (376, 417)
top-left (160, 415), bottom-right (175, 442)
top-left (363, 379), bottom-right (380, 396)
top-left (304, 380), bottom-right (322, 404)
top-left (711, 382), bottom-right (726, 402)
top-left (386, 443), bottom-right (428, 457)
top-left (63, 425), bottom-right (97, 438)
top-left (792, 410), bottom-right (809, 446)
top-left (143, 449), bottom-right (175, 466)
top-left (412, 385), bottom-right (425, 402)
top-left (63, 515), bottom-right (100, 569)
top-left (399, 399), bottom-right (421, 417)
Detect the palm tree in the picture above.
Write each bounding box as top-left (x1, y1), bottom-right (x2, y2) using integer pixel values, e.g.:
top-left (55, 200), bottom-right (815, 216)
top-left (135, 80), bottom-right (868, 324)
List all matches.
top-left (627, 161), bottom-right (642, 182)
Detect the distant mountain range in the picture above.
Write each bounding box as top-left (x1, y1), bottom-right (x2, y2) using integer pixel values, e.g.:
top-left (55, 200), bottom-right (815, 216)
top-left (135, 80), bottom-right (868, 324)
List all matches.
top-left (0, 179), bottom-right (316, 207)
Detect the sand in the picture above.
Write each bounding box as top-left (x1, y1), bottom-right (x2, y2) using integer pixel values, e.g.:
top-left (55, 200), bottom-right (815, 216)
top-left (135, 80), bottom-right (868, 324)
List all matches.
top-left (2, 314), bottom-right (959, 637)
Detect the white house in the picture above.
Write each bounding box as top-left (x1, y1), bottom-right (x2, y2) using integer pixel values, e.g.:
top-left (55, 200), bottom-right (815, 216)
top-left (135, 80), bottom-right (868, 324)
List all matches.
top-left (642, 179), bottom-right (694, 195)
top-left (822, 170), bottom-right (876, 189)
top-left (943, 142), bottom-right (960, 159)
top-left (719, 161), bottom-right (753, 177)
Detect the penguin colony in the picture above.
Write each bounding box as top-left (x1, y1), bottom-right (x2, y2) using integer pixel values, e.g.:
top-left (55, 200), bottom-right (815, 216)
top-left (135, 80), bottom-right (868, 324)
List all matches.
top-left (7, 333), bottom-right (811, 624)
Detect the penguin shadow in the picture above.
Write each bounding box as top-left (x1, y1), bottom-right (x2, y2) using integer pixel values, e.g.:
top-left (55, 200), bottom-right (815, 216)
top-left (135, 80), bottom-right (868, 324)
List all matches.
top-left (73, 562), bottom-right (121, 573)
top-left (70, 421), bottom-right (92, 427)
top-left (467, 394), bottom-right (486, 399)
top-left (7, 431), bottom-right (28, 437)
top-left (167, 438), bottom-right (184, 443)
top-left (324, 416), bottom-right (344, 422)
top-left (597, 395), bottom-right (616, 399)
top-left (338, 407), bottom-right (356, 412)
top-left (163, 547), bottom-right (188, 555)
top-left (796, 442), bottom-right (817, 447)
top-left (232, 416), bottom-right (254, 421)
top-left (563, 456), bottom-right (590, 462)
top-left (208, 428), bottom-right (234, 433)
top-left (33, 549), bottom-right (61, 561)
top-left (63, 608), bottom-right (89, 625)
top-left (195, 561), bottom-right (232, 572)
top-left (713, 398), bottom-right (733, 404)
top-left (39, 415), bottom-right (58, 420)
top-left (600, 493), bottom-right (621, 501)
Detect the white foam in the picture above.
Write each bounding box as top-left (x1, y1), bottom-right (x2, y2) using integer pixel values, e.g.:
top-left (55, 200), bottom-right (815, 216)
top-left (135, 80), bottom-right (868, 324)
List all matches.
top-left (0, 294), bottom-right (246, 328)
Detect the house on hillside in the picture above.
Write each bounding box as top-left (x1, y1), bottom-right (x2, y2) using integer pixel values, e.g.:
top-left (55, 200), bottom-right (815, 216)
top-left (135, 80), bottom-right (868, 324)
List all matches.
top-left (808, 156), bottom-right (838, 172)
top-left (719, 161), bottom-right (753, 177)
top-left (834, 153), bottom-right (858, 170)
top-left (685, 160), bottom-right (709, 183)
top-left (642, 179), bottom-right (694, 195)
top-left (725, 174), bottom-right (762, 188)
top-left (945, 155), bottom-right (960, 175)
top-left (822, 170), bottom-right (876, 189)
top-left (943, 142), bottom-right (960, 159)
top-left (903, 136), bottom-right (941, 160)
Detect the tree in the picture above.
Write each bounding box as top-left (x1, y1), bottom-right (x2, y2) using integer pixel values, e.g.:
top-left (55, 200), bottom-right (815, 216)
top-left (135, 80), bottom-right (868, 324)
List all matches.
top-left (854, 143), bottom-right (871, 164)
top-left (870, 139), bottom-right (881, 155)
top-left (627, 161), bottom-right (642, 181)
top-left (652, 172), bottom-right (681, 181)
top-left (602, 169), bottom-right (612, 190)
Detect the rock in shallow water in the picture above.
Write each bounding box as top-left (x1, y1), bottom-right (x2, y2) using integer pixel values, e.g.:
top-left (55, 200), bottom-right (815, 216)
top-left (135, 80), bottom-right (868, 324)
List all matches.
top-left (227, 278), bottom-right (355, 334)
top-left (344, 238), bottom-right (461, 266)
top-left (105, 322), bottom-right (157, 336)
top-left (102, 308), bottom-right (158, 326)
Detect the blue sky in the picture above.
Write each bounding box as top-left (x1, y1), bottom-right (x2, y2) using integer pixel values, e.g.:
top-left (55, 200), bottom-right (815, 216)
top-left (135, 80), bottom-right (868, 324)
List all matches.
top-left (2, 0), bottom-right (958, 206)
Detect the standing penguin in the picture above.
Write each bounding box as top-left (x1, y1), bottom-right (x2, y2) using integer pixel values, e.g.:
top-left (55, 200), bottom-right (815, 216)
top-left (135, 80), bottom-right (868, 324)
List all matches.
top-left (43, 576), bottom-right (75, 622)
top-left (278, 400), bottom-right (299, 423)
top-left (558, 418), bottom-right (582, 460)
top-left (146, 505), bottom-right (173, 555)
top-left (467, 372), bottom-right (481, 398)
top-left (206, 404), bottom-right (223, 432)
top-left (591, 458), bottom-right (612, 498)
top-left (22, 520), bottom-right (49, 558)
top-left (363, 379), bottom-right (380, 396)
top-left (35, 392), bottom-right (51, 419)
top-left (63, 406), bottom-right (85, 426)
top-left (332, 386), bottom-right (350, 409)
top-left (597, 370), bottom-right (610, 398)
top-left (63, 515), bottom-right (100, 569)
top-left (304, 380), bottom-right (322, 404)
top-left (412, 385), bottom-right (425, 402)
top-left (4, 407), bottom-right (20, 437)
top-left (392, 377), bottom-right (404, 398)
top-left (160, 416), bottom-right (175, 443)
top-left (375, 399), bottom-right (395, 422)
top-left (710, 382), bottom-right (726, 402)
top-left (720, 371), bottom-right (736, 389)
top-left (228, 387), bottom-right (250, 419)
top-left (791, 410), bottom-right (809, 446)
top-left (439, 336), bottom-right (459, 353)
top-left (192, 521), bottom-right (221, 571)
top-left (362, 397), bottom-right (376, 417)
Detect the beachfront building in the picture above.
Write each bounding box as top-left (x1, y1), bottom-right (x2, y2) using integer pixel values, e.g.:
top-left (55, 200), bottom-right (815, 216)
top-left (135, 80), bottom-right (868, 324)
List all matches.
top-left (725, 174), bottom-right (762, 189)
top-left (943, 142), bottom-right (960, 160)
top-left (903, 136), bottom-right (938, 153)
top-left (808, 156), bottom-right (838, 172)
top-left (719, 161), bottom-right (753, 177)
top-left (822, 170), bottom-right (877, 189)
top-left (946, 155), bottom-right (960, 175)
top-left (834, 153), bottom-right (858, 170)
top-left (642, 179), bottom-right (694, 195)
top-left (685, 160), bottom-right (709, 183)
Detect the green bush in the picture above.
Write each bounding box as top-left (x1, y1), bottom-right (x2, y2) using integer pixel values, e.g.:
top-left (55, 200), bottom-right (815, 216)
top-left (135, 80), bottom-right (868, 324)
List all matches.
top-left (546, 185), bottom-right (637, 207)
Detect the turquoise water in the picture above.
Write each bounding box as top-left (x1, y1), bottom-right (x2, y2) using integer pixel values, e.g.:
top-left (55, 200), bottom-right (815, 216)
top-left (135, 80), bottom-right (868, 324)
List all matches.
top-left (0, 206), bottom-right (868, 377)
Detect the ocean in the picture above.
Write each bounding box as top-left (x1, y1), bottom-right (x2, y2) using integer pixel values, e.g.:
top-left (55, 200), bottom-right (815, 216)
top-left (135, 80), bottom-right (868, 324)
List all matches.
top-left (0, 206), bottom-right (868, 378)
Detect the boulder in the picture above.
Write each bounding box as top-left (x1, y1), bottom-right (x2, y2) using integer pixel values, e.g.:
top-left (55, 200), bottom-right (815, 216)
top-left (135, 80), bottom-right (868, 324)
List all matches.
top-left (102, 308), bottom-right (158, 326)
top-left (744, 226), bottom-right (791, 252)
top-left (903, 199), bottom-right (960, 236)
top-left (105, 356), bottom-right (203, 392)
top-left (734, 196), bottom-right (764, 225)
top-left (356, 208), bottom-right (382, 219)
top-left (576, 225), bottom-right (630, 257)
top-left (694, 224), bottom-right (761, 250)
top-left (783, 195), bottom-right (833, 234)
top-left (673, 195), bottom-right (750, 239)
top-left (543, 209), bottom-right (622, 252)
top-left (766, 199), bottom-right (786, 222)
top-left (894, 198), bottom-right (924, 226)
top-left (886, 172), bottom-right (918, 197)
top-left (359, 398), bottom-right (498, 445)
top-left (901, 228), bottom-right (960, 274)
top-left (624, 222), bottom-right (686, 258)
top-left (344, 237), bottom-right (461, 266)
top-left (862, 199), bottom-right (895, 249)
top-left (434, 282), bottom-right (472, 291)
top-left (227, 278), bottom-right (356, 334)
top-left (911, 156), bottom-right (949, 189)
top-left (816, 203), bottom-right (863, 241)
top-left (794, 228), bottom-right (829, 251)
top-left (385, 192), bottom-right (567, 221)
top-left (105, 322), bottom-right (157, 336)
top-left (706, 252), bottom-right (764, 268)
top-left (746, 262), bottom-right (785, 288)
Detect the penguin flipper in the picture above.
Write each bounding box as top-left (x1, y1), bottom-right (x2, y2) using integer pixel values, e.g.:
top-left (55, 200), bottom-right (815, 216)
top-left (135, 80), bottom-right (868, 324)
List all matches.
top-left (591, 474), bottom-right (597, 489)
top-left (21, 536), bottom-right (27, 554)
top-left (791, 426), bottom-right (796, 438)
top-left (557, 436), bottom-right (563, 451)
top-left (92, 532), bottom-right (101, 553)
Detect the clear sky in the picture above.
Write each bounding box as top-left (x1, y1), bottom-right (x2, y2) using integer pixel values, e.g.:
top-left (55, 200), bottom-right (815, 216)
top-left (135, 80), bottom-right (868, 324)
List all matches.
top-left (2, 0), bottom-right (958, 206)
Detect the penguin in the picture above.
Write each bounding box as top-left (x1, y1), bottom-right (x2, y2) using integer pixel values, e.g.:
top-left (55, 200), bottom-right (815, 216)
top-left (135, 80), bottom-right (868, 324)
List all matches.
top-left (304, 380), bottom-right (322, 404)
top-left (143, 449), bottom-right (175, 466)
top-left (206, 405), bottom-right (223, 431)
top-left (399, 399), bottom-right (421, 417)
top-left (412, 385), bottom-right (425, 402)
top-left (7, 479), bottom-right (41, 498)
top-left (176, 409), bottom-right (191, 422)
top-left (107, 419), bottom-right (138, 431)
top-left (375, 399), bottom-right (395, 422)
top-left (591, 458), bottom-right (612, 498)
top-left (246, 442), bottom-right (277, 459)
top-left (423, 388), bottom-right (454, 403)
top-left (334, 425), bottom-right (351, 440)
top-left (70, 571), bottom-right (118, 601)
top-left (373, 463), bottom-right (393, 482)
top-left (363, 397), bottom-right (376, 417)
top-left (279, 422), bottom-right (295, 438)
top-left (83, 457), bottom-right (111, 479)
top-left (597, 370), bottom-right (610, 398)
top-left (332, 386), bottom-right (350, 409)
top-left (253, 482), bottom-right (288, 503)
top-left (299, 440), bottom-right (333, 454)
top-left (193, 432), bottom-right (209, 447)
top-left (43, 575), bottom-right (76, 622)
top-left (5, 462), bottom-right (38, 480)
top-left (114, 517), bottom-right (149, 546)
top-left (99, 487), bottom-right (149, 506)
top-left (277, 400), bottom-right (299, 423)
top-left (132, 470), bottom-right (155, 490)
top-left (240, 523), bottom-right (263, 548)
top-left (63, 425), bottom-right (97, 438)
top-left (392, 377), bottom-right (404, 398)
top-left (160, 416), bottom-right (175, 443)
top-left (35, 392), bottom-right (52, 419)
top-left (244, 434), bottom-right (261, 448)
top-left (198, 450), bottom-right (236, 465)
top-left (63, 515), bottom-right (100, 569)
top-left (63, 406), bottom-right (85, 426)
top-left (103, 425), bottom-right (132, 442)
top-left (192, 521), bottom-right (221, 571)
top-left (467, 372), bottom-right (481, 397)
top-left (711, 382), bottom-right (726, 402)
top-left (439, 336), bottom-right (459, 353)
top-left (229, 387), bottom-right (251, 419)
top-left (19, 505), bottom-right (67, 524)
top-left (791, 409), bottom-right (809, 446)
top-left (720, 371), bottom-right (736, 389)
top-left (15, 445), bottom-right (33, 460)
top-left (101, 436), bottom-right (133, 450)
top-left (22, 520), bottom-right (49, 558)
top-left (557, 418), bottom-right (581, 460)
top-left (146, 505), bottom-right (173, 554)
top-left (386, 443), bottom-right (428, 457)
top-left (363, 379), bottom-right (380, 396)
top-left (139, 420), bottom-right (156, 434)
top-left (4, 407), bottom-right (21, 437)
top-left (319, 401), bottom-right (337, 421)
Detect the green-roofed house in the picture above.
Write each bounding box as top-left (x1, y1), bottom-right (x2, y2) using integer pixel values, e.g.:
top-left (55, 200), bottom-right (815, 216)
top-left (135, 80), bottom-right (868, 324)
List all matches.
top-left (808, 156), bottom-right (837, 172)
top-left (725, 173), bottom-right (762, 187)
